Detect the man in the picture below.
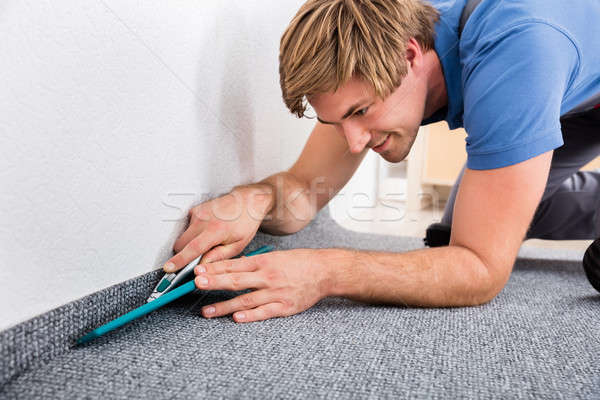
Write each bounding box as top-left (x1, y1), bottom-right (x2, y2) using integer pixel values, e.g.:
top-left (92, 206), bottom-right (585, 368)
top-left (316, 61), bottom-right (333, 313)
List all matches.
top-left (162, 0), bottom-right (600, 323)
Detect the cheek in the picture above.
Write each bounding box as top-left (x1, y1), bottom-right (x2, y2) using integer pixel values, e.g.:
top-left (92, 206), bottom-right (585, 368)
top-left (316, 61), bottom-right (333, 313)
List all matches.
top-left (380, 89), bottom-right (425, 129)
top-left (385, 109), bottom-right (420, 132)
top-left (369, 112), bottom-right (402, 132)
top-left (334, 125), bottom-right (345, 139)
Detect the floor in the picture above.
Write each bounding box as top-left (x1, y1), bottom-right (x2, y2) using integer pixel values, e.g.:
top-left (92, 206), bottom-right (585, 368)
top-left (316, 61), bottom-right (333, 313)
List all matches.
top-left (330, 199), bottom-right (593, 252)
top-left (3, 208), bottom-right (599, 399)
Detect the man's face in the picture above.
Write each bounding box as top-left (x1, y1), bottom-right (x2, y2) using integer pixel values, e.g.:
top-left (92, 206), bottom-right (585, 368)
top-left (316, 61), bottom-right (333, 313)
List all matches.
top-left (307, 65), bottom-right (428, 163)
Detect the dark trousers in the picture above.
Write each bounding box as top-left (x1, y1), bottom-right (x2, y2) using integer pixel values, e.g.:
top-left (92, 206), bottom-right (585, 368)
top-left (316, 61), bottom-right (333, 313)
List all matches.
top-left (441, 108), bottom-right (600, 240)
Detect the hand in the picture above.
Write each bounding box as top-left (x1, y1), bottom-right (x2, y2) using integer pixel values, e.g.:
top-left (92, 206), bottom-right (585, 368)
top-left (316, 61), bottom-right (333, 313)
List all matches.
top-left (163, 184), bottom-right (273, 272)
top-left (193, 249), bottom-right (332, 323)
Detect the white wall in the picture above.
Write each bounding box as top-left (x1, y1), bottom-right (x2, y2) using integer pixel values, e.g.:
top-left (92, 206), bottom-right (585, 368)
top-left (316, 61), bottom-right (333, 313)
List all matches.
top-left (0, 0), bottom-right (349, 330)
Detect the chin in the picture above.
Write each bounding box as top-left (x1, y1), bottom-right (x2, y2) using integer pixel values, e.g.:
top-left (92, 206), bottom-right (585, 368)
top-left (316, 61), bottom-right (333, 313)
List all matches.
top-left (380, 130), bottom-right (418, 163)
top-left (380, 152), bottom-right (406, 163)
top-left (380, 144), bottom-right (411, 163)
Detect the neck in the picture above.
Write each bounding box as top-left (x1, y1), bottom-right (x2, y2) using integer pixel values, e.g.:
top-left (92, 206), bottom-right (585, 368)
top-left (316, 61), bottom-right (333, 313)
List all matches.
top-left (422, 49), bottom-right (448, 120)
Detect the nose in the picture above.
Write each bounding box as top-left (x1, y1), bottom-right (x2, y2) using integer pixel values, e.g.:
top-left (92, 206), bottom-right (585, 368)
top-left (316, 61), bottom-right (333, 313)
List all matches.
top-left (341, 122), bottom-right (371, 153)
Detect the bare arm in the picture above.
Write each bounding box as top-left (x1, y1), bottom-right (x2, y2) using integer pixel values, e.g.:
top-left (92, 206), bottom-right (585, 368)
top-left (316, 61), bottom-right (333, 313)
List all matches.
top-left (238, 121), bottom-right (367, 235)
top-left (185, 151), bottom-right (555, 322)
top-left (320, 150), bottom-right (554, 306)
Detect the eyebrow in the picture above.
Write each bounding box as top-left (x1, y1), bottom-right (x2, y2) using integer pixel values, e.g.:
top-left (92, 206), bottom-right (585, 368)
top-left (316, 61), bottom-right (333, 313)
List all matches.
top-left (316, 100), bottom-right (370, 125)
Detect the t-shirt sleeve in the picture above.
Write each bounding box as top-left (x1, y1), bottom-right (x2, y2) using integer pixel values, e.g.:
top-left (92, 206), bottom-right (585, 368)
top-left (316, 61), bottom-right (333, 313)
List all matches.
top-left (461, 22), bottom-right (579, 170)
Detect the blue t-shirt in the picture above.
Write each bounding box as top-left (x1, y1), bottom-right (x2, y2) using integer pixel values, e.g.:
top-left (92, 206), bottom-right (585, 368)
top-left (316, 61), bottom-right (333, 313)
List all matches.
top-left (423, 0), bottom-right (600, 170)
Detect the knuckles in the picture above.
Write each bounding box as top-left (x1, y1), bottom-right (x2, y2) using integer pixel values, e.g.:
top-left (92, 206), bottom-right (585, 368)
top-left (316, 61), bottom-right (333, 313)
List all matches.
top-left (191, 206), bottom-right (211, 222)
top-left (207, 219), bottom-right (226, 232)
top-left (263, 269), bottom-right (281, 284)
top-left (252, 253), bottom-right (270, 267)
top-left (239, 295), bottom-right (255, 308)
top-left (278, 295), bottom-right (295, 311)
top-left (229, 274), bottom-right (243, 291)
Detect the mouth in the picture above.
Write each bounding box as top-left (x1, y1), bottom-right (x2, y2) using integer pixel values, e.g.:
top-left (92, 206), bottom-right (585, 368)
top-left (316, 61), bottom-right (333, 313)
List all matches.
top-left (371, 134), bottom-right (391, 153)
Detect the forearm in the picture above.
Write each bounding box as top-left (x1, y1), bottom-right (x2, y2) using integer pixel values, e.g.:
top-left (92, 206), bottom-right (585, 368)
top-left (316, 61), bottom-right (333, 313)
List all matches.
top-left (233, 171), bottom-right (315, 236)
top-left (320, 245), bottom-right (502, 307)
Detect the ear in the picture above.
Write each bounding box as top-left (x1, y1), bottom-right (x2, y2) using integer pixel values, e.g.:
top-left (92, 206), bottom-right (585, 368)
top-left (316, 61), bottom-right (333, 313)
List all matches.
top-left (406, 37), bottom-right (424, 70)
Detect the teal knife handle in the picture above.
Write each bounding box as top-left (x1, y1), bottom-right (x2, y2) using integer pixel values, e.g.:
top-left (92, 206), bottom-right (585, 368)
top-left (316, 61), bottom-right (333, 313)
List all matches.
top-left (245, 245), bottom-right (274, 256)
top-left (77, 280), bottom-right (196, 344)
top-left (77, 245), bottom-right (274, 345)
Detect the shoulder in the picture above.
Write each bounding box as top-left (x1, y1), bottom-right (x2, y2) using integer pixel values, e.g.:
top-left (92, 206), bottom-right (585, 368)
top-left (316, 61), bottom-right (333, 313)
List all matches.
top-left (460, 0), bottom-right (581, 58)
top-left (460, 0), bottom-right (573, 34)
top-left (460, 18), bottom-right (580, 100)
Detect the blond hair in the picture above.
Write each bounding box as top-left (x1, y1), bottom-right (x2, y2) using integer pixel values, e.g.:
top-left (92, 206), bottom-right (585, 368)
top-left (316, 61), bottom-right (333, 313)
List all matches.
top-left (279, 0), bottom-right (439, 118)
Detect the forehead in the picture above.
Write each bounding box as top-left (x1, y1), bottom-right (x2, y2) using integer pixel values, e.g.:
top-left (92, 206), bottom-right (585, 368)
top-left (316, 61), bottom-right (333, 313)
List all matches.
top-left (307, 77), bottom-right (374, 109)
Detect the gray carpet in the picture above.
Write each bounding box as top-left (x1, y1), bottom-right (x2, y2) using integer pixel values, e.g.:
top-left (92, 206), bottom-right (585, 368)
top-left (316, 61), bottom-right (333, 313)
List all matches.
top-left (1, 209), bottom-right (599, 399)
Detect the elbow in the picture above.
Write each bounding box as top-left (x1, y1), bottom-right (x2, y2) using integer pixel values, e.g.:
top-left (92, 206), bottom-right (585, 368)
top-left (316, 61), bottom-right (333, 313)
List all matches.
top-left (459, 279), bottom-right (506, 307)
top-left (458, 247), bottom-right (511, 307)
top-left (468, 282), bottom-right (505, 306)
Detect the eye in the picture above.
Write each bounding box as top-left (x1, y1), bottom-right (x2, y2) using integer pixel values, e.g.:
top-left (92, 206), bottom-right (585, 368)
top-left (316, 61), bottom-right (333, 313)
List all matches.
top-left (354, 107), bottom-right (369, 117)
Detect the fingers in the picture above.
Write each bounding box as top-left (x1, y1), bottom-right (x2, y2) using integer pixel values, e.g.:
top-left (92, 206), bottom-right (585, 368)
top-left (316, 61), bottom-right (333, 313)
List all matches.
top-left (234, 303), bottom-right (286, 323)
top-left (200, 290), bottom-right (287, 323)
top-left (172, 227), bottom-right (200, 255)
top-left (194, 271), bottom-right (264, 291)
top-left (172, 207), bottom-right (210, 253)
top-left (163, 229), bottom-right (226, 272)
top-left (201, 242), bottom-right (246, 264)
top-left (167, 194), bottom-right (263, 273)
top-left (195, 256), bottom-right (260, 275)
